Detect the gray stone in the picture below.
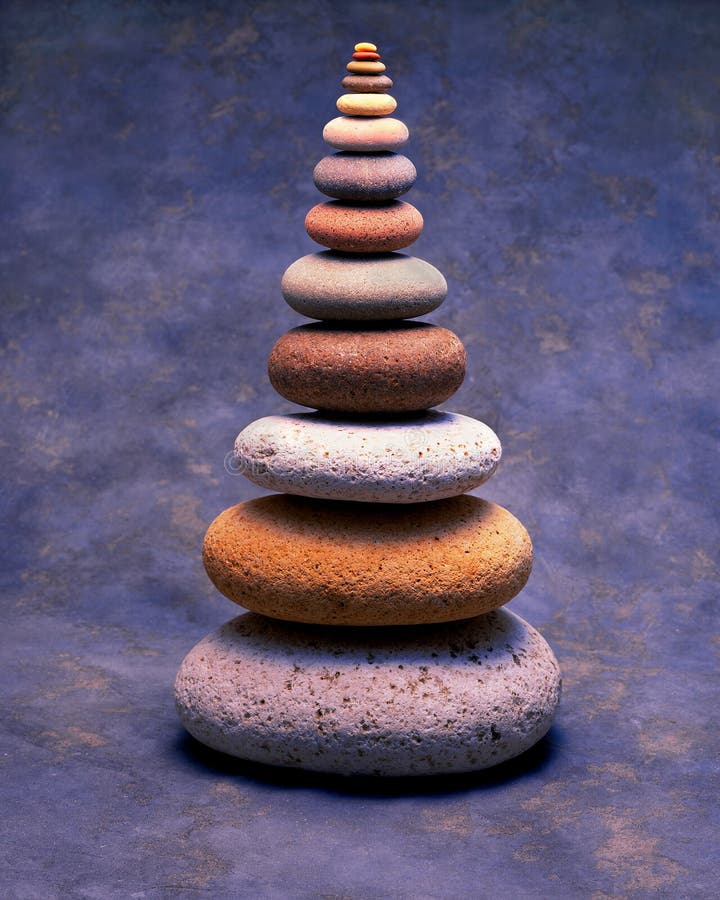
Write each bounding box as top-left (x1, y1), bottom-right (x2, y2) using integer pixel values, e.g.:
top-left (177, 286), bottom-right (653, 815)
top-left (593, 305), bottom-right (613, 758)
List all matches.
top-left (281, 251), bottom-right (447, 320)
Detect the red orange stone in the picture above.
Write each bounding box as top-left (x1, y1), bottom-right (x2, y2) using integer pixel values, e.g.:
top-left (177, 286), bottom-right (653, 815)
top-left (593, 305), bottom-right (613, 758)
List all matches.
top-left (353, 51), bottom-right (381, 60)
top-left (305, 200), bottom-right (423, 253)
top-left (268, 322), bottom-right (466, 413)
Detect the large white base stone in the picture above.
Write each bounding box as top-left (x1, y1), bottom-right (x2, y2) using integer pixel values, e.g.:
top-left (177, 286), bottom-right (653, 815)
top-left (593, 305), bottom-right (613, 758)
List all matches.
top-left (175, 609), bottom-right (561, 776)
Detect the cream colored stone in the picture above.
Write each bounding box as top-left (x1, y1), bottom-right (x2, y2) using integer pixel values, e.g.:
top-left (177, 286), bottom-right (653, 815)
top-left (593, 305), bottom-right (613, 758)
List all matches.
top-left (323, 116), bottom-right (409, 151)
top-left (336, 93), bottom-right (397, 116)
top-left (346, 60), bottom-right (386, 74)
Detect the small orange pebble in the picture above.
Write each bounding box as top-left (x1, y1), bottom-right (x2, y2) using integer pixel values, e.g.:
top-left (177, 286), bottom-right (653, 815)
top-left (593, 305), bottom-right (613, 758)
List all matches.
top-left (354, 42), bottom-right (377, 51)
top-left (353, 51), bottom-right (381, 60)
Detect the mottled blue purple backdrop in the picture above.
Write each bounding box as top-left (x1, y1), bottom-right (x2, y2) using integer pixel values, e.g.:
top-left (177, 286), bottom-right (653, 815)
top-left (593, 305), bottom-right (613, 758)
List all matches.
top-left (2, 1), bottom-right (718, 896)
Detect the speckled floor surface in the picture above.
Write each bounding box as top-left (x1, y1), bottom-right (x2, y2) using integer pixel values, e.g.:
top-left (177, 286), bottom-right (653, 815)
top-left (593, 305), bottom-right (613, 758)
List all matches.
top-left (2, 1), bottom-right (718, 897)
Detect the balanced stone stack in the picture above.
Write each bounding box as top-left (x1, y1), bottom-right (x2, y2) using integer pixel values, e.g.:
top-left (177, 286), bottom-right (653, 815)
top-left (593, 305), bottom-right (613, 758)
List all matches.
top-left (174, 43), bottom-right (561, 776)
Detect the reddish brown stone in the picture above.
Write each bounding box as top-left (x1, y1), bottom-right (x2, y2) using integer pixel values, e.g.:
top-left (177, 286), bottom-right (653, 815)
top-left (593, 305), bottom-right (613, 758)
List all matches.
top-left (305, 200), bottom-right (423, 252)
top-left (352, 51), bottom-right (381, 60)
top-left (268, 322), bottom-right (466, 413)
top-left (342, 74), bottom-right (393, 93)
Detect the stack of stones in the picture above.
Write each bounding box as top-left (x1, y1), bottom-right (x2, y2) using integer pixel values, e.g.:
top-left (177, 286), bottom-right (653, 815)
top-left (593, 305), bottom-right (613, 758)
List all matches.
top-left (174, 43), bottom-right (561, 776)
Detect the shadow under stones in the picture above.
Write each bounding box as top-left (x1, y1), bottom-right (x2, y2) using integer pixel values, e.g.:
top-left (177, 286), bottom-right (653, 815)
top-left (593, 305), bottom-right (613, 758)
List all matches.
top-left (172, 724), bottom-right (565, 798)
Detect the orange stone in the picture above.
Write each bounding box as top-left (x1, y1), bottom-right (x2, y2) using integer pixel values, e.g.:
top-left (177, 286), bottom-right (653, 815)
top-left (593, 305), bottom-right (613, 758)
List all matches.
top-left (202, 494), bottom-right (534, 626)
top-left (353, 51), bottom-right (381, 60)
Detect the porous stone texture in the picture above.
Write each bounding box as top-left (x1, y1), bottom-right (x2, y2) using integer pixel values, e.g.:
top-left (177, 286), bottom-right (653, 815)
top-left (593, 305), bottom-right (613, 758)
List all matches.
top-left (342, 73), bottom-right (393, 92)
top-left (268, 322), bottom-right (466, 412)
top-left (323, 116), bottom-right (409, 151)
top-left (281, 251), bottom-right (447, 320)
top-left (336, 93), bottom-right (397, 116)
top-left (5, 4), bottom-right (717, 892)
top-left (174, 609), bottom-right (561, 775)
top-left (202, 494), bottom-right (533, 625)
top-left (305, 200), bottom-right (423, 253)
top-left (233, 410), bottom-right (501, 503)
top-left (313, 152), bottom-right (416, 201)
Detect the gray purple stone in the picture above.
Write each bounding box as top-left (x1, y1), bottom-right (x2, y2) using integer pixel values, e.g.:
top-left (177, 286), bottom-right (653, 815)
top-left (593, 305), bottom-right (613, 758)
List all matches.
top-left (313, 152), bottom-right (416, 201)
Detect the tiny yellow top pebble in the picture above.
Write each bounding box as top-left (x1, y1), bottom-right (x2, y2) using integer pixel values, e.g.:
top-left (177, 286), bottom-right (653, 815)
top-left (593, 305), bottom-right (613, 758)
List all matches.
top-left (354, 42), bottom-right (377, 52)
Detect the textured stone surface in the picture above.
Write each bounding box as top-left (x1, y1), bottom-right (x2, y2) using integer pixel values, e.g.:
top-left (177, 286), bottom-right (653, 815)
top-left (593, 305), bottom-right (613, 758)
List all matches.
top-left (281, 251), bottom-right (446, 320)
top-left (336, 93), bottom-right (396, 116)
top-left (306, 200), bottom-right (423, 252)
top-left (233, 411), bottom-right (501, 502)
top-left (2, 2), bottom-right (718, 896)
top-left (313, 152), bottom-right (416, 201)
top-left (175, 609), bottom-right (561, 775)
top-left (203, 494), bottom-right (532, 625)
top-left (323, 115), bottom-right (409, 150)
top-left (342, 73), bottom-right (393, 92)
top-left (268, 322), bottom-right (466, 412)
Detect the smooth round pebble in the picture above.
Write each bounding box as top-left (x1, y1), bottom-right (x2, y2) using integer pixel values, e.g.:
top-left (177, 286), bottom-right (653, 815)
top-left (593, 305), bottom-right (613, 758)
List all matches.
top-left (354, 42), bottom-right (377, 52)
top-left (352, 51), bottom-right (381, 60)
top-left (336, 93), bottom-right (396, 116)
top-left (305, 200), bottom-right (422, 252)
top-left (174, 608), bottom-right (561, 775)
top-left (347, 60), bottom-right (386, 74)
top-left (313, 152), bottom-right (416, 201)
top-left (268, 322), bottom-right (465, 413)
top-left (342, 74), bottom-right (393, 93)
top-left (232, 410), bottom-right (501, 503)
top-left (324, 116), bottom-right (408, 151)
top-left (202, 494), bottom-right (533, 625)
top-left (281, 251), bottom-right (447, 320)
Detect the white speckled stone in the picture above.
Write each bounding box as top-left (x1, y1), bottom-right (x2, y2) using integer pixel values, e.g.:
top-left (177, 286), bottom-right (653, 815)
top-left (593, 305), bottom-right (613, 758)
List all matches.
top-left (233, 411), bottom-right (501, 503)
top-left (174, 609), bottom-right (562, 776)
